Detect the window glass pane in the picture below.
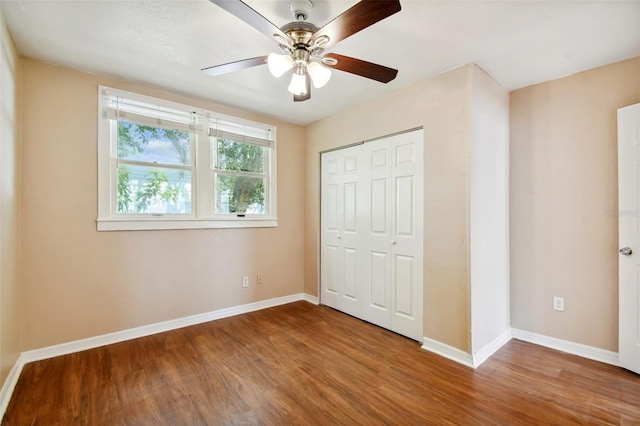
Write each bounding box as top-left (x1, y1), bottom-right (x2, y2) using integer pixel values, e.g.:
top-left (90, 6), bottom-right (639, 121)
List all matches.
top-left (214, 138), bottom-right (265, 173)
top-left (118, 164), bottom-right (192, 214)
top-left (118, 121), bottom-right (191, 166)
top-left (215, 174), bottom-right (265, 214)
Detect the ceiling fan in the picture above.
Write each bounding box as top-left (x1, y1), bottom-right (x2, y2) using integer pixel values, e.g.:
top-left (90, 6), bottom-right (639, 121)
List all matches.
top-left (202, 0), bottom-right (401, 102)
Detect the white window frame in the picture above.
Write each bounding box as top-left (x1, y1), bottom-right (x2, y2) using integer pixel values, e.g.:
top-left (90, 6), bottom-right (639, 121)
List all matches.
top-left (97, 86), bottom-right (277, 231)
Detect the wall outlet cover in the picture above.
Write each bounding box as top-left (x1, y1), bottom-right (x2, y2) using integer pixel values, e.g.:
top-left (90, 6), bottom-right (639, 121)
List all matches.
top-left (553, 296), bottom-right (565, 312)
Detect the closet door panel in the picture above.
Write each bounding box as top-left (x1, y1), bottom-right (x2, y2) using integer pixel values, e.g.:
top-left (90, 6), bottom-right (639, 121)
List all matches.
top-left (389, 131), bottom-right (424, 341)
top-left (395, 175), bottom-right (415, 237)
top-left (339, 150), bottom-right (363, 316)
top-left (371, 179), bottom-right (388, 234)
top-left (321, 129), bottom-right (423, 342)
top-left (394, 254), bottom-right (415, 318)
top-left (324, 245), bottom-right (339, 295)
top-left (321, 153), bottom-right (342, 309)
top-left (363, 143), bottom-right (392, 328)
top-left (343, 248), bottom-right (358, 300)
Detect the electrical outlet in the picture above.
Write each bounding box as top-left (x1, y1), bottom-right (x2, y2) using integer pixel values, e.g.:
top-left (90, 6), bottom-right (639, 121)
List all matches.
top-left (242, 276), bottom-right (249, 288)
top-left (257, 274), bottom-right (263, 285)
top-left (553, 296), bottom-right (565, 312)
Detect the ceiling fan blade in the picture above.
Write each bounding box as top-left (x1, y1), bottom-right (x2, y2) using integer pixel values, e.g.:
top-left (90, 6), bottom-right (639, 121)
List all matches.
top-left (294, 77), bottom-right (311, 102)
top-left (323, 54), bottom-right (398, 83)
top-left (310, 0), bottom-right (401, 49)
top-left (209, 0), bottom-right (292, 44)
top-left (202, 56), bottom-right (268, 76)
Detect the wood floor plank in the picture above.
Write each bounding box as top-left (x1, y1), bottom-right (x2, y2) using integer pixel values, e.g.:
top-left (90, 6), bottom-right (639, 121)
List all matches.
top-left (3, 302), bottom-right (639, 425)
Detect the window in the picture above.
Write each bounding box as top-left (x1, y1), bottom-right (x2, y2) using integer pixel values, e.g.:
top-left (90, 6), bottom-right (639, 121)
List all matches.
top-left (211, 120), bottom-right (273, 216)
top-left (117, 121), bottom-right (194, 215)
top-left (97, 86), bottom-right (277, 231)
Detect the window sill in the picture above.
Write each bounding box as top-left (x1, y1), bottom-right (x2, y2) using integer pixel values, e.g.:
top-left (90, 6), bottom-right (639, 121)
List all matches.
top-left (96, 218), bottom-right (278, 231)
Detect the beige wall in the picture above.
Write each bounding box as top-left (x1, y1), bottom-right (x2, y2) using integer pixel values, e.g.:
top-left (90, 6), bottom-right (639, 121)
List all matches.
top-left (510, 57), bottom-right (640, 351)
top-left (0, 12), bottom-right (21, 382)
top-left (305, 65), bottom-right (473, 351)
top-left (19, 59), bottom-right (305, 350)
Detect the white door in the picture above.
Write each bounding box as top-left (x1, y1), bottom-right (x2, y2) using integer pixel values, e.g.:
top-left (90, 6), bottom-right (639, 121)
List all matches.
top-left (389, 132), bottom-right (424, 341)
top-left (618, 103), bottom-right (640, 374)
top-left (360, 132), bottom-right (424, 340)
top-left (361, 139), bottom-right (393, 330)
top-left (320, 129), bottom-right (423, 341)
top-left (320, 151), bottom-right (342, 309)
top-left (320, 145), bottom-right (364, 318)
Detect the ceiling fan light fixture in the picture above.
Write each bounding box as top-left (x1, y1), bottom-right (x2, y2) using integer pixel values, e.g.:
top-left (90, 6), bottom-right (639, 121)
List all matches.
top-left (288, 67), bottom-right (308, 96)
top-left (267, 53), bottom-right (294, 78)
top-left (204, 0), bottom-right (401, 102)
top-left (307, 61), bottom-right (331, 88)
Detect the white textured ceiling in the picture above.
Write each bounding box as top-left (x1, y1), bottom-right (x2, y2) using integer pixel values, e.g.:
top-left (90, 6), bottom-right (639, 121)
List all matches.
top-left (1, 0), bottom-right (639, 125)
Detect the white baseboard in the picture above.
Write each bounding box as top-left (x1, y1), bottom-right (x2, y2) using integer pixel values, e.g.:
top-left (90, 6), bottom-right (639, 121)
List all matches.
top-left (422, 328), bottom-right (512, 369)
top-left (425, 328), bottom-right (618, 369)
top-left (0, 292), bottom-right (316, 419)
top-left (472, 328), bottom-right (512, 368)
top-left (421, 337), bottom-right (474, 368)
top-left (511, 328), bottom-right (619, 366)
top-left (303, 293), bottom-right (319, 305)
top-left (0, 353), bottom-right (26, 417)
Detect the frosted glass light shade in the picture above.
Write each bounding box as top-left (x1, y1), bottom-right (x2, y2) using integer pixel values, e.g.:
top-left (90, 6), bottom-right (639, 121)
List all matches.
top-left (267, 53), bottom-right (294, 78)
top-left (287, 71), bottom-right (308, 95)
top-left (307, 62), bottom-right (331, 88)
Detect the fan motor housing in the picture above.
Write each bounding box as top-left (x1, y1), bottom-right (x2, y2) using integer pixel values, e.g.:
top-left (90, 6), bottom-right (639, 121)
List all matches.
top-left (281, 21), bottom-right (319, 45)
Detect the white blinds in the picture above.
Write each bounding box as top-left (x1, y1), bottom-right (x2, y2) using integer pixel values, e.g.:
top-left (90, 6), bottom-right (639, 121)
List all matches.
top-left (209, 118), bottom-right (274, 148)
top-left (102, 88), bottom-right (204, 133)
top-left (101, 86), bottom-right (276, 146)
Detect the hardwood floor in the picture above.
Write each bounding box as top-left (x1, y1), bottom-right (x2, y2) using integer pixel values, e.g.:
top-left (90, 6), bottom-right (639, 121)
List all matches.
top-left (3, 301), bottom-right (639, 425)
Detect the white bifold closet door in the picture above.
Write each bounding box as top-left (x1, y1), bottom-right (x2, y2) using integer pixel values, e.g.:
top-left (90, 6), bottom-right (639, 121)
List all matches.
top-left (321, 129), bottom-right (424, 341)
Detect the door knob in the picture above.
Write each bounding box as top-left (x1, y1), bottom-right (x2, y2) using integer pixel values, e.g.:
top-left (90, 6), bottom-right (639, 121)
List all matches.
top-left (620, 247), bottom-right (633, 256)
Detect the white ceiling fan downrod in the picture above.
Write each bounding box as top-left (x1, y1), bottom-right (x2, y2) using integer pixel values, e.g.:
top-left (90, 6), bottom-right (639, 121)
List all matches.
top-left (289, 0), bottom-right (313, 21)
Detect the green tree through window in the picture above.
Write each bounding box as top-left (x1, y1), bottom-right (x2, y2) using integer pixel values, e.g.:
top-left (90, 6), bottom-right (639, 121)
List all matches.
top-left (215, 139), bottom-right (266, 214)
top-left (117, 122), bottom-right (191, 214)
